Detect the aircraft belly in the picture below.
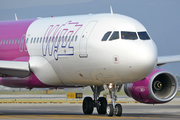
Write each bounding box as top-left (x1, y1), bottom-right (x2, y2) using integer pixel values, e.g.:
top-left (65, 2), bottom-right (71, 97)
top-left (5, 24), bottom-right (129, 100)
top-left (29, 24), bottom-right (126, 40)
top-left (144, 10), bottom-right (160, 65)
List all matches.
top-left (56, 56), bottom-right (103, 86)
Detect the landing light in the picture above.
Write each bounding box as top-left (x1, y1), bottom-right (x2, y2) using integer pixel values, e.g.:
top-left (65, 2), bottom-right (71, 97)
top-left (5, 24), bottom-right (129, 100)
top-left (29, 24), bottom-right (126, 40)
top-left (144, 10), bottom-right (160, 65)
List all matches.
top-left (109, 83), bottom-right (113, 89)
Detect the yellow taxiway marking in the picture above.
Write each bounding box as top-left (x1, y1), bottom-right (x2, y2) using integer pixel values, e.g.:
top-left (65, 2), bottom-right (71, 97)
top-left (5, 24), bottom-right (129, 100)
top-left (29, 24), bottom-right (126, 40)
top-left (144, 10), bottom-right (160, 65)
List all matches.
top-left (0, 115), bottom-right (156, 119)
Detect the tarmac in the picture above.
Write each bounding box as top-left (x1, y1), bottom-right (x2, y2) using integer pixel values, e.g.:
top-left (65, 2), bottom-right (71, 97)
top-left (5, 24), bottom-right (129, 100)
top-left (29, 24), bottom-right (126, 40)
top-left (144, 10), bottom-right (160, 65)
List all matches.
top-left (0, 95), bottom-right (179, 120)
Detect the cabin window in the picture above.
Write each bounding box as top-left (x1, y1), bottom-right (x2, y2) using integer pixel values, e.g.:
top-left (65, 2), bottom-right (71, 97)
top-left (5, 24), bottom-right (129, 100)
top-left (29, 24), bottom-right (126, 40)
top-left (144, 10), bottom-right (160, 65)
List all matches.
top-left (102, 31), bottom-right (112, 41)
top-left (48, 37), bottom-right (50, 43)
top-left (51, 37), bottom-right (53, 42)
top-left (62, 36), bottom-right (64, 42)
top-left (26, 38), bottom-right (28, 43)
top-left (46, 37), bottom-right (48, 43)
top-left (3, 39), bottom-right (5, 44)
top-left (43, 37), bottom-right (45, 43)
top-left (48, 37), bottom-right (52, 43)
top-left (121, 31), bottom-right (138, 40)
top-left (21, 38), bottom-right (24, 43)
top-left (64, 36), bottom-right (67, 42)
top-left (54, 37), bottom-right (56, 43)
top-left (15, 39), bottom-right (17, 44)
top-left (68, 36), bottom-right (71, 42)
top-left (40, 37), bottom-right (42, 43)
top-left (34, 38), bottom-right (36, 43)
top-left (52, 37), bottom-right (54, 43)
top-left (0, 40), bottom-right (3, 45)
top-left (58, 36), bottom-right (61, 43)
top-left (55, 37), bottom-right (58, 43)
top-left (71, 36), bottom-right (74, 42)
top-left (6, 39), bottom-right (9, 44)
top-left (18, 38), bottom-right (20, 44)
top-left (109, 31), bottom-right (119, 41)
top-left (36, 37), bottom-right (39, 43)
top-left (12, 39), bottom-right (14, 44)
top-left (51, 37), bottom-right (54, 43)
top-left (9, 39), bottom-right (11, 44)
top-left (138, 31), bottom-right (150, 40)
top-left (75, 35), bottom-right (78, 42)
top-left (30, 38), bottom-right (33, 43)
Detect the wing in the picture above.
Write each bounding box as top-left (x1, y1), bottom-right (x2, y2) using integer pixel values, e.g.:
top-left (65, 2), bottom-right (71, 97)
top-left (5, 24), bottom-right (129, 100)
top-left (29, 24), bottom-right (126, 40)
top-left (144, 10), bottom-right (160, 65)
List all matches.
top-left (0, 60), bottom-right (30, 78)
top-left (158, 55), bottom-right (180, 66)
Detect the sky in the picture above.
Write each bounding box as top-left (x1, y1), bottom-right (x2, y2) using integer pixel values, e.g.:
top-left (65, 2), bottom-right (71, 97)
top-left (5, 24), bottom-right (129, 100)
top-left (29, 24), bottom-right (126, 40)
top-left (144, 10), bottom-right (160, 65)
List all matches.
top-left (0, 0), bottom-right (180, 75)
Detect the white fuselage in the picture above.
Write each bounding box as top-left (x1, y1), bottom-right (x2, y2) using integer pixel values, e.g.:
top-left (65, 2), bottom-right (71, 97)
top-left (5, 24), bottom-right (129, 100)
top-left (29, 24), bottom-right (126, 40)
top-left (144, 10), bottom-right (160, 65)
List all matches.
top-left (26, 14), bottom-right (157, 86)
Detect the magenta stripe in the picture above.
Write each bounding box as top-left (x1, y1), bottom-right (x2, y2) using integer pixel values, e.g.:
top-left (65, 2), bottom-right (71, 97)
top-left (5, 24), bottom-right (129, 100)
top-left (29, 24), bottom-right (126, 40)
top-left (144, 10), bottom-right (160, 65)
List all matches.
top-left (0, 72), bottom-right (82, 88)
top-left (0, 72), bottom-right (51, 88)
top-left (0, 19), bottom-right (36, 61)
top-left (0, 19), bottom-right (78, 88)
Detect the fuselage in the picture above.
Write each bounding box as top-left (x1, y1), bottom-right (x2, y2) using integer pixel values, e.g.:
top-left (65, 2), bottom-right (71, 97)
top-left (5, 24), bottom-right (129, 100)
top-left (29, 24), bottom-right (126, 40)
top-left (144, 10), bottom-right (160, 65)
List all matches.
top-left (0, 14), bottom-right (157, 88)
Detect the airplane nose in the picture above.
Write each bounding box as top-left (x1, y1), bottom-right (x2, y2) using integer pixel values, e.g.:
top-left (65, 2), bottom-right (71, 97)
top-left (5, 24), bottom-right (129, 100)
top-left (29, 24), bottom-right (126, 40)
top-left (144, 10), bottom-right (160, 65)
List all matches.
top-left (126, 40), bottom-right (157, 80)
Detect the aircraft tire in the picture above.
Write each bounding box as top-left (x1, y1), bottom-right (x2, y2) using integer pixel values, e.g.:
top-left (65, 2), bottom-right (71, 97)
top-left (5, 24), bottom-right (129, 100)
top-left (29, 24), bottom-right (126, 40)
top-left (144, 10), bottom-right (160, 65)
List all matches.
top-left (115, 104), bottom-right (122, 116)
top-left (97, 97), bottom-right (107, 114)
top-left (82, 97), bottom-right (94, 114)
top-left (106, 104), bottom-right (114, 116)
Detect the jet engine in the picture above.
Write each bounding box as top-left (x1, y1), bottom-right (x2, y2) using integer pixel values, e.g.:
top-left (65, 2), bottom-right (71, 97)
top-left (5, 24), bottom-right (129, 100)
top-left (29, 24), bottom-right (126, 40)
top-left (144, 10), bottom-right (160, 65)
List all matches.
top-left (124, 69), bottom-right (178, 104)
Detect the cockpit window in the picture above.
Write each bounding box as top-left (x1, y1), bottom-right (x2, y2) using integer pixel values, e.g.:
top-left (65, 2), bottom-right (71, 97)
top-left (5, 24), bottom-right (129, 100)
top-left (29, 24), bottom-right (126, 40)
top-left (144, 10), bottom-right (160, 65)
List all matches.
top-left (138, 31), bottom-right (150, 40)
top-left (121, 31), bottom-right (138, 40)
top-left (101, 31), bottom-right (112, 41)
top-left (109, 31), bottom-right (119, 41)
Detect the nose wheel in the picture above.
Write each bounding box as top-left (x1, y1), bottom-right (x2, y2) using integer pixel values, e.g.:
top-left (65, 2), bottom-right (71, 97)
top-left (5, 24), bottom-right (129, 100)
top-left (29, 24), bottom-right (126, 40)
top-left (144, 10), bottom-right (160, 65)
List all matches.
top-left (115, 104), bottom-right (122, 116)
top-left (106, 104), bottom-right (114, 116)
top-left (107, 83), bottom-right (122, 116)
top-left (106, 104), bottom-right (122, 116)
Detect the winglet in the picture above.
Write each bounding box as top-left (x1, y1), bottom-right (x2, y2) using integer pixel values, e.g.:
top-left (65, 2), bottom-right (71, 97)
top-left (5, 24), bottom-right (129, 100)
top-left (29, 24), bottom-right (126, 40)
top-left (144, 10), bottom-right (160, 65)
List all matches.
top-left (15, 13), bottom-right (18, 21)
top-left (110, 6), bottom-right (113, 15)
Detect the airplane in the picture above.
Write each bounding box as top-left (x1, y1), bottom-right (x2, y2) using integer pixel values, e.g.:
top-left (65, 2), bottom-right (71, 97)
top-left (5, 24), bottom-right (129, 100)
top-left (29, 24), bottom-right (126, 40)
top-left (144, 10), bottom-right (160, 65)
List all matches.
top-left (0, 10), bottom-right (179, 117)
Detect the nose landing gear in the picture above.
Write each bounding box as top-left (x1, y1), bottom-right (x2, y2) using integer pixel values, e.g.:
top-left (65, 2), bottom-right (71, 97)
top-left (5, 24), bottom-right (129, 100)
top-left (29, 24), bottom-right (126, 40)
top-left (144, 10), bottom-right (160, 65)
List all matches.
top-left (106, 84), bottom-right (122, 116)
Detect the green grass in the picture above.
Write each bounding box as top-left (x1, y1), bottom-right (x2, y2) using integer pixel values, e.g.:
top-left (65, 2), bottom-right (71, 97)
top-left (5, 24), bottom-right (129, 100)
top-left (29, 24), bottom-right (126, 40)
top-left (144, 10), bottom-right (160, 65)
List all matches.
top-left (0, 91), bottom-right (44, 95)
top-left (176, 91), bottom-right (180, 96)
top-left (0, 90), bottom-right (87, 95)
top-left (0, 89), bottom-right (179, 96)
top-left (0, 89), bottom-right (126, 95)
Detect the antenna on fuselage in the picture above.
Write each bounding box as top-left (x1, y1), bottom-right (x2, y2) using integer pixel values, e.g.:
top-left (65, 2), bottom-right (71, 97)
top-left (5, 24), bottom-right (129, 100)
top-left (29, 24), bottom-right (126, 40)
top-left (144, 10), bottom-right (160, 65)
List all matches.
top-left (15, 13), bottom-right (18, 21)
top-left (110, 6), bottom-right (113, 15)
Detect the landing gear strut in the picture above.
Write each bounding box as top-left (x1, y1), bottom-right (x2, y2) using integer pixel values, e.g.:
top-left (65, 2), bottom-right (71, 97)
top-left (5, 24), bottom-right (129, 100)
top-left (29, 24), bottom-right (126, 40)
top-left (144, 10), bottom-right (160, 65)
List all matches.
top-left (106, 83), bottom-right (122, 116)
top-left (82, 85), bottom-right (107, 115)
top-left (82, 84), bottom-right (122, 117)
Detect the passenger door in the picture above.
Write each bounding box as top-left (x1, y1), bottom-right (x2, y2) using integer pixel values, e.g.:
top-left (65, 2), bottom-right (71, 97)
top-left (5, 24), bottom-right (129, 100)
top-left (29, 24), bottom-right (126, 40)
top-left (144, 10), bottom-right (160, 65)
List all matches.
top-left (79, 21), bottom-right (98, 58)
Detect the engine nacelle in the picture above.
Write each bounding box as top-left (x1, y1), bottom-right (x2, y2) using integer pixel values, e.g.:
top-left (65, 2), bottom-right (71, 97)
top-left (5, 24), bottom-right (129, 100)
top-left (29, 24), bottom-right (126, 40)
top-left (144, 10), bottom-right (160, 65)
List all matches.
top-left (124, 69), bottom-right (178, 104)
